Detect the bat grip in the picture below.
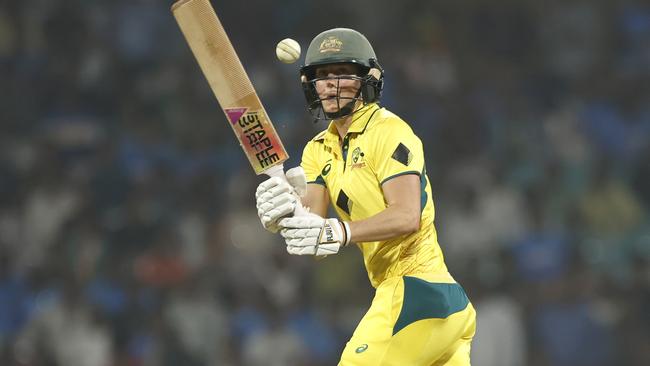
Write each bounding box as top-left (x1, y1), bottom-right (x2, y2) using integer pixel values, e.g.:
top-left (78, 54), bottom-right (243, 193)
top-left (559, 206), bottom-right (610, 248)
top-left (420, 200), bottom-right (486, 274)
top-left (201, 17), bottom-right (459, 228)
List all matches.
top-left (263, 164), bottom-right (287, 180)
top-left (264, 164), bottom-right (309, 216)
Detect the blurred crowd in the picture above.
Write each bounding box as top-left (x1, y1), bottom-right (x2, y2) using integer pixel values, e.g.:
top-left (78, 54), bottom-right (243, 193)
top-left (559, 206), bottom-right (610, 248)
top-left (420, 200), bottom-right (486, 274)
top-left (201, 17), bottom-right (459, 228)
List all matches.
top-left (1, 0), bottom-right (649, 365)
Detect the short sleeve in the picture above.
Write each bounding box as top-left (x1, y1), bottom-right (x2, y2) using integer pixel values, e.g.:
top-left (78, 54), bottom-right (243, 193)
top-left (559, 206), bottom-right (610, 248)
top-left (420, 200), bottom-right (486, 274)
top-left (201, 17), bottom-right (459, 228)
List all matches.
top-left (371, 121), bottom-right (424, 185)
top-left (301, 141), bottom-right (326, 186)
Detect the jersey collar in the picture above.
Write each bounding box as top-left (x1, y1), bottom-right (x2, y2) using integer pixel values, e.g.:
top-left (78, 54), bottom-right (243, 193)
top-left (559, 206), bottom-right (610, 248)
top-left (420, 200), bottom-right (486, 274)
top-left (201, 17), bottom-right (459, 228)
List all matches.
top-left (319, 103), bottom-right (380, 142)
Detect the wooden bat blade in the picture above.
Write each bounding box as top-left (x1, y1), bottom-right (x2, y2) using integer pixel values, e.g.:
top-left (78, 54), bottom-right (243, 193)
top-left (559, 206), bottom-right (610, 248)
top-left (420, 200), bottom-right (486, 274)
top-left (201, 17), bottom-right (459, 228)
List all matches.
top-left (172, 0), bottom-right (288, 175)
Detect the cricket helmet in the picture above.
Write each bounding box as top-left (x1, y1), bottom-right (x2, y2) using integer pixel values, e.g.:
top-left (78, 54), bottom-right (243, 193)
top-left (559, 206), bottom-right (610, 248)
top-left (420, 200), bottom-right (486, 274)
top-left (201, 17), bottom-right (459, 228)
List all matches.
top-left (300, 28), bottom-right (384, 120)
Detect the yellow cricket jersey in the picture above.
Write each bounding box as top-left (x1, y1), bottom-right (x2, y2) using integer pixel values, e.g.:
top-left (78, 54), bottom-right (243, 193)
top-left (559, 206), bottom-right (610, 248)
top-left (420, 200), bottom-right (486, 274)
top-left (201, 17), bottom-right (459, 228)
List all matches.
top-left (301, 103), bottom-right (450, 288)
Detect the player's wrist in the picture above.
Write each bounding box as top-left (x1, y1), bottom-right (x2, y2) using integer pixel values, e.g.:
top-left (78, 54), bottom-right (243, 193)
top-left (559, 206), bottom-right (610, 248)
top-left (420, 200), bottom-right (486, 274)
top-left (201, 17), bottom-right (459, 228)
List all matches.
top-left (339, 220), bottom-right (351, 247)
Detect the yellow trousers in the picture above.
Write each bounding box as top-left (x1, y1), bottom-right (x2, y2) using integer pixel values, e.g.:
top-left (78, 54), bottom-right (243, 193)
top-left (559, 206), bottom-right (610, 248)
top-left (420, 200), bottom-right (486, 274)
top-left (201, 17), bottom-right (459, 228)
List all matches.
top-left (339, 273), bottom-right (476, 366)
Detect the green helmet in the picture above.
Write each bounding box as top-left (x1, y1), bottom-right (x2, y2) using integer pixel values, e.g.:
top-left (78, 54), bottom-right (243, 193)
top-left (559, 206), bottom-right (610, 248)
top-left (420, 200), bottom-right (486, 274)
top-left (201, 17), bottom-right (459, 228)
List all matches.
top-left (303, 28), bottom-right (378, 72)
top-left (300, 28), bottom-right (384, 120)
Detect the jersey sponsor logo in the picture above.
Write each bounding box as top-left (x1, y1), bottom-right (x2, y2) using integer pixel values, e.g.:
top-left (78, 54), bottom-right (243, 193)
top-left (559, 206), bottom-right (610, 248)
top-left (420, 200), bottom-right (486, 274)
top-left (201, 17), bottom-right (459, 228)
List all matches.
top-left (355, 344), bottom-right (368, 353)
top-left (350, 147), bottom-right (366, 169)
top-left (319, 36), bottom-right (343, 53)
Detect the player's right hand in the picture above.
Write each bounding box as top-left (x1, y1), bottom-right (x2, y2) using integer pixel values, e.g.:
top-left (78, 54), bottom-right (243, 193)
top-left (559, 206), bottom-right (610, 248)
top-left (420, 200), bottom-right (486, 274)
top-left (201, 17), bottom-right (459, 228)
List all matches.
top-left (255, 167), bottom-right (306, 233)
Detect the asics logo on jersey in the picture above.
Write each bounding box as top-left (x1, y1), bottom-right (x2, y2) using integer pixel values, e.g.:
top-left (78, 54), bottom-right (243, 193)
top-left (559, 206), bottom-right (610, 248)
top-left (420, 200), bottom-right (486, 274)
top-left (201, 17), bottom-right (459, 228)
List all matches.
top-left (322, 161), bottom-right (332, 176)
top-left (355, 344), bottom-right (368, 353)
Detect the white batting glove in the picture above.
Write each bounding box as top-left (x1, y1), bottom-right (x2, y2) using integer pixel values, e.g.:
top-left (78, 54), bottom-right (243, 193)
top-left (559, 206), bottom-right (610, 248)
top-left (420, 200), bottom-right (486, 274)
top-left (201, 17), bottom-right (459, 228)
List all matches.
top-left (285, 166), bottom-right (307, 198)
top-left (279, 216), bottom-right (351, 256)
top-left (256, 167), bottom-right (306, 233)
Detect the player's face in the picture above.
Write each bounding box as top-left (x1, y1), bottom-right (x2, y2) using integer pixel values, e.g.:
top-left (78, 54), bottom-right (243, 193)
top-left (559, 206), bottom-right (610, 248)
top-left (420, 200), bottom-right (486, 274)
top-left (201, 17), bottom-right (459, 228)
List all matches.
top-left (314, 64), bottom-right (362, 113)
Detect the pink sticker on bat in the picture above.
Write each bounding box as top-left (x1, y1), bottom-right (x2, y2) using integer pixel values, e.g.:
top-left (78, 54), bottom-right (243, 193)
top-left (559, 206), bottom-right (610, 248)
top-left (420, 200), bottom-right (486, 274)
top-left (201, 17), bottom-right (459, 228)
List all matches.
top-left (224, 108), bottom-right (247, 125)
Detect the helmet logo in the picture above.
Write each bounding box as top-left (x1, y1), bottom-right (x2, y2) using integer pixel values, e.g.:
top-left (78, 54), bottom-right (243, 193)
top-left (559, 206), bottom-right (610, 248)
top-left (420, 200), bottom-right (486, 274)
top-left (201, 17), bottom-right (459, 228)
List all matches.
top-left (319, 36), bottom-right (343, 53)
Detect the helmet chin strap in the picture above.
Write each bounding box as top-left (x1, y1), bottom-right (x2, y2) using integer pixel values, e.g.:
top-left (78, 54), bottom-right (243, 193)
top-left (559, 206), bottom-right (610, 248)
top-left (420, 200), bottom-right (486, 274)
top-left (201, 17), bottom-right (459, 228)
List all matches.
top-left (323, 89), bottom-right (362, 120)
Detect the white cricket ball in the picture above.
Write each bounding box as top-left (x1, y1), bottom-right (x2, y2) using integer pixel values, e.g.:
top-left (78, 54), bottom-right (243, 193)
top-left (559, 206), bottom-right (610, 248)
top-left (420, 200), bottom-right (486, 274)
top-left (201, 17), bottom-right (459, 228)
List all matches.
top-left (276, 38), bottom-right (301, 64)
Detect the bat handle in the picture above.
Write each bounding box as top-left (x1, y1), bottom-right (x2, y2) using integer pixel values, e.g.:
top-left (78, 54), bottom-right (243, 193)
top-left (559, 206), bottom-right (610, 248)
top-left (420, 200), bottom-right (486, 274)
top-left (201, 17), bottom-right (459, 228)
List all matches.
top-left (263, 164), bottom-right (287, 180)
top-left (264, 164), bottom-right (309, 216)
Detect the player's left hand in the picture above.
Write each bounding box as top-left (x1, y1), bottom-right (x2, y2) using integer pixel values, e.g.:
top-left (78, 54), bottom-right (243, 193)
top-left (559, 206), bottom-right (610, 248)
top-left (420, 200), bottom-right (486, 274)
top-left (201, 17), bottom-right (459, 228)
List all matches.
top-left (279, 216), bottom-right (351, 256)
top-left (255, 167), bottom-right (307, 233)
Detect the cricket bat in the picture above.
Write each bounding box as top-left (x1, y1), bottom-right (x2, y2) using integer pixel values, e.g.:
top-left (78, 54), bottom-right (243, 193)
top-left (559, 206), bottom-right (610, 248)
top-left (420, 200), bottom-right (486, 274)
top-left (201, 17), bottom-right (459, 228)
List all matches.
top-left (172, 0), bottom-right (288, 178)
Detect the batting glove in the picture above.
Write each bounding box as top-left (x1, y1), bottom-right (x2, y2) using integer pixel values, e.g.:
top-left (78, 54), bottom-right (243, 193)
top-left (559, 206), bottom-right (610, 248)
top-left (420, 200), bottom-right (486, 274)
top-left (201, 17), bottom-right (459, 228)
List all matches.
top-left (278, 216), bottom-right (351, 256)
top-left (256, 167), bottom-right (306, 233)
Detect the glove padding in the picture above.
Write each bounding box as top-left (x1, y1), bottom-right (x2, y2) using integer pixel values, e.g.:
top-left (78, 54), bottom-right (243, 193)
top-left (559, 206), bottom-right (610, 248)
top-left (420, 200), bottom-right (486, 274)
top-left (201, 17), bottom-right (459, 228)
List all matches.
top-left (279, 215), bottom-right (351, 256)
top-left (256, 167), bottom-right (305, 233)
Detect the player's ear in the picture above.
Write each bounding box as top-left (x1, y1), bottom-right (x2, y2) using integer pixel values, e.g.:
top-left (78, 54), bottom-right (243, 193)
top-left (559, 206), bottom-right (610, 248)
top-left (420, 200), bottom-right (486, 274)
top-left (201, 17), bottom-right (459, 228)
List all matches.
top-left (361, 67), bottom-right (383, 103)
top-left (367, 68), bottom-right (381, 79)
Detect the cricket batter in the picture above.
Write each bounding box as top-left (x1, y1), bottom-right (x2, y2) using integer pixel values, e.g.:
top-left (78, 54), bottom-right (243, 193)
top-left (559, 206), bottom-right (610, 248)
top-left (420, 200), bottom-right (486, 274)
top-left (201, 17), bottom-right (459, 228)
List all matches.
top-left (255, 28), bottom-right (476, 365)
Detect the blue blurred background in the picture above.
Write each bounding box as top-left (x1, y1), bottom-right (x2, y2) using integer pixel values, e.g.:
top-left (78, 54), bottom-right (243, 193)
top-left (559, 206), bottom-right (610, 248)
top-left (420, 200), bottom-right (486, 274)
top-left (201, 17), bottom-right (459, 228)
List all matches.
top-left (1, 0), bottom-right (649, 365)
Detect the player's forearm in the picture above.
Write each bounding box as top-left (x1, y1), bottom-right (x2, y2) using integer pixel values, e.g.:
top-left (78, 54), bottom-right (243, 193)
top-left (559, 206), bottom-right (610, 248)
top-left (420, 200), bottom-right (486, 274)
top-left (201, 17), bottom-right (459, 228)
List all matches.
top-left (302, 183), bottom-right (329, 217)
top-left (347, 205), bottom-right (420, 243)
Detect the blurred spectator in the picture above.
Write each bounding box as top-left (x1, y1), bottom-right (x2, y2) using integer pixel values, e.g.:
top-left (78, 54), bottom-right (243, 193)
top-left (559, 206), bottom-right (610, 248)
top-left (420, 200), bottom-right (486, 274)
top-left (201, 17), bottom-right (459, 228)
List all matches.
top-left (18, 147), bottom-right (83, 271)
top-left (531, 263), bottom-right (616, 366)
top-left (578, 159), bottom-right (644, 234)
top-left (241, 306), bottom-right (308, 366)
top-left (14, 277), bottom-right (113, 366)
top-left (470, 251), bottom-right (527, 366)
top-left (0, 251), bottom-right (28, 352)
top-left (164, 276), bottom-right (229, 365)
